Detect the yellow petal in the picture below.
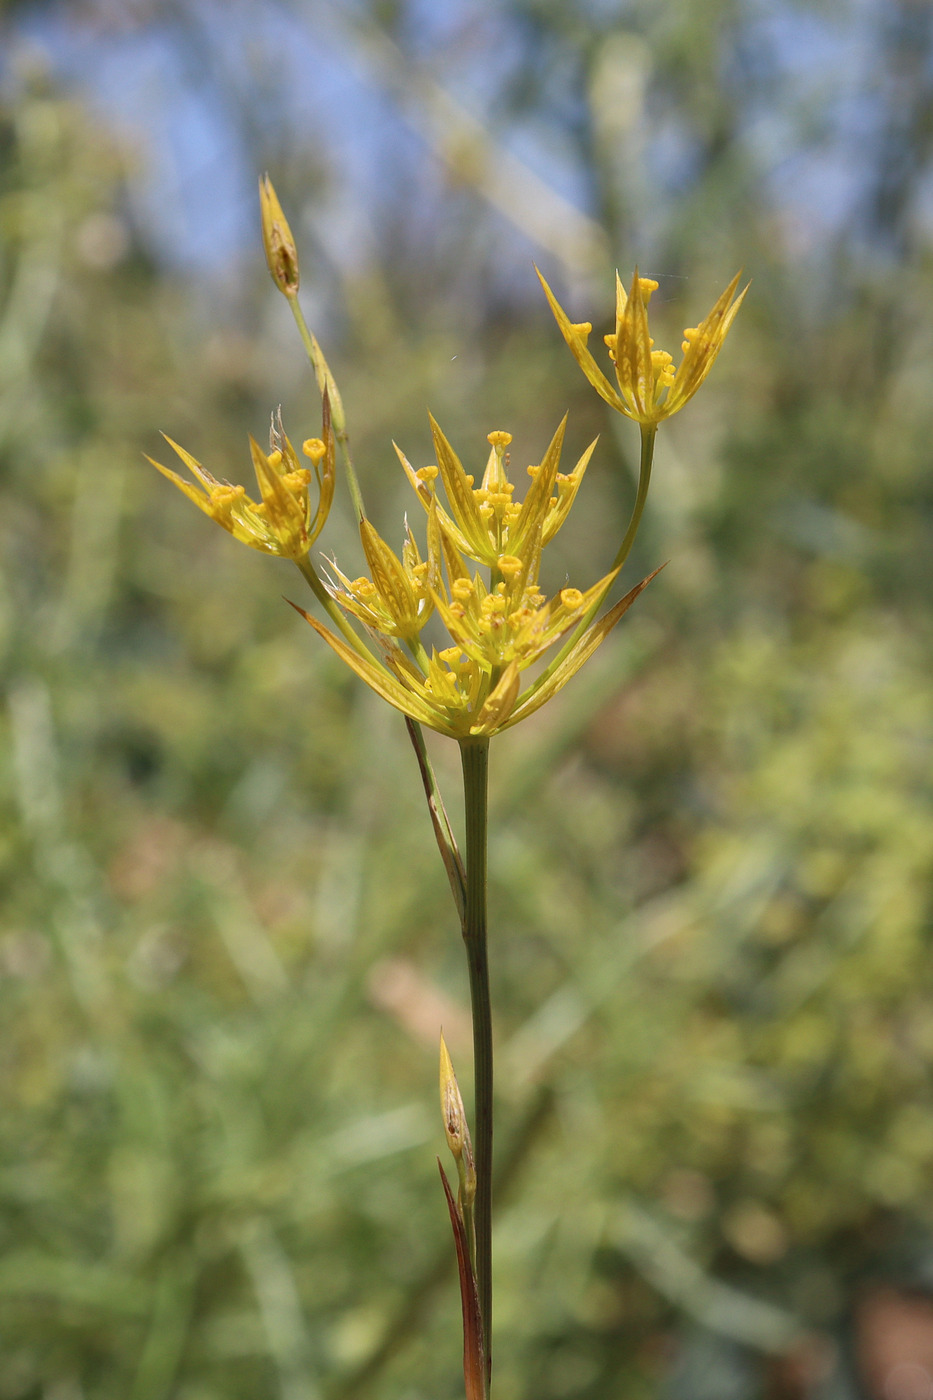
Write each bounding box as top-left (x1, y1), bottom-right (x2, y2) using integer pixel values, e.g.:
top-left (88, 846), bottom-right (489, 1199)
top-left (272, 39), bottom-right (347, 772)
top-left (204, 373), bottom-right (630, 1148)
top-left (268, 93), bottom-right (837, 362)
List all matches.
top-left (145, 454), bottom-right (210, 512)
top-left (470, 661), bottom-right (521, 735)
top-left (666, 271), bottom-right (748, 414)
top-left (159, 434), bottom-right (218, 491)
top-left (394, 440), bottom-right (434, 510)
top-left (541, 437), bottom-right (597, 545)
top-left (509, 414), bottom-right (566, 561)
top-left (308, 390), bottom-right (336, 544)
top-left (429, 415), bottom-right (496, 562)
top-left (615, 267), bottom-right (655, 421)
top-left (535, 266), bottom-right (628, 416)
top-left (291, 603), bottom-right (453, 732)
top-left (360, 519), bottom-right (420, 634)
top-left (503, 566), bottom-right (664, 729)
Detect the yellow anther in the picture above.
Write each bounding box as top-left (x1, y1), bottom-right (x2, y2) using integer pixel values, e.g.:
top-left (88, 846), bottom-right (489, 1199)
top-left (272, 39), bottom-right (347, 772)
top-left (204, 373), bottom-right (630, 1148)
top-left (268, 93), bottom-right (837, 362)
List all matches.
top-left (464, 474), bottom-right (474, 487)
top-left (412, 562), bottom-right (428, 580)
top-left (417, 465), bottom-right (439, 484)
top-left (302, 437), bottom-right (326, 464)
top-left (452, 579), bottom-right (473, 601)
top-left (211, 485), bottom-right (245, 505)
top-left (351, 577), bottom-right (376, 598)
top-left (498, 555), bottom-right (522, 580)
top-left (283, 469), bottom-right (312, 491)
top-left (638, 276), bottom-right (659, 303)
top-left (486, 489), bottom-right (513, 509)
top-left (560, 587), bottom-right (584, 609)
top-left (526, 464), bottom-right (540, 478)
top-left (438, 646), bottom-right (462, 666)
top-left (570, 321), bottom-right (592, 341)
top-left (267, 449), bottom-right (283, 469)
top-left (486, 430), bottom-right (513, 448)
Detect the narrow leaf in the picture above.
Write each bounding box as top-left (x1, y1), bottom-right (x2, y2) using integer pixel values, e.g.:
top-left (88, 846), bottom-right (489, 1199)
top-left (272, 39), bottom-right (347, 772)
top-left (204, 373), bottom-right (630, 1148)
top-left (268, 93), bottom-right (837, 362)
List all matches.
top-left (438, 1161), bottom-right (487, 1400)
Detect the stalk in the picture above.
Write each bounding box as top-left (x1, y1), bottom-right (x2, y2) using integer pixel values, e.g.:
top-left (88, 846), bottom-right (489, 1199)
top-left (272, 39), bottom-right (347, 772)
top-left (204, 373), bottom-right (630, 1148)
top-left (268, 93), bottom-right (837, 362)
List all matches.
top-left (459, 735), bottom-right (493, 1383)
top-left (287, 295), bottom-right (366, 523)
top-left (294, 556), bottom-right (377, 662)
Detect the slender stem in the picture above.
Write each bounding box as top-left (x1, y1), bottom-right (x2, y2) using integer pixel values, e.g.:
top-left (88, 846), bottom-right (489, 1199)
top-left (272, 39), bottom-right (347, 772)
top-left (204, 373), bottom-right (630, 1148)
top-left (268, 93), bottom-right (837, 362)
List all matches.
top-left (405, 718), bottom-right (466, 924)
top-left (459, 736), bottom-right (493, 1383)
top-left (294, 557), bottom-right (376, 661)
top-left (287, 295), bottom-right (366, 522)
top-left (611, 422), bottom-right (656, 573)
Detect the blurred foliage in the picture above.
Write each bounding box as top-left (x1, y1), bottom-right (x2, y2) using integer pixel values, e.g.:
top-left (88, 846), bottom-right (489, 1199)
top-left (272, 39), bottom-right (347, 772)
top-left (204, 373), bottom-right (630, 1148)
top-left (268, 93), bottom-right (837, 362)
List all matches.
top-left (1, 2), bottom-right (933, 1399)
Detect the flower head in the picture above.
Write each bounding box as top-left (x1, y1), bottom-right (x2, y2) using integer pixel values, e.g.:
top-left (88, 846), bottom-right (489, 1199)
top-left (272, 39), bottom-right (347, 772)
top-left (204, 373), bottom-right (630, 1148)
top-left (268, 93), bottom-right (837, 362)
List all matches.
top-left (293, 419), bottom-right (659, 739)
top-left (395, 415), bottom-right (596, 572)
top-left (328, 503), bottom-right (442, 645)
top-left (537, 266), bottom-right (747, 427)
top-left (147, 401), bottom-right (335, 560)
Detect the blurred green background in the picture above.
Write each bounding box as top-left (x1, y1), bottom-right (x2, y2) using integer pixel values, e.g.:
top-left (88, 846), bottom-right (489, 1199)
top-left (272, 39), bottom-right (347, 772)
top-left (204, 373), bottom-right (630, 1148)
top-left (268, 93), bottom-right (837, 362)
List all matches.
top-left (2, 1), bottom-right (933, 1397)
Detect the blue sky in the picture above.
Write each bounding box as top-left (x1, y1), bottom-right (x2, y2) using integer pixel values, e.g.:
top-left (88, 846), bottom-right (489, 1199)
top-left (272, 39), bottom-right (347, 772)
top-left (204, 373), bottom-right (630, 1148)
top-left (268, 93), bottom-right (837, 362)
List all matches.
top-left (2, 0), bottom-right (921, 281)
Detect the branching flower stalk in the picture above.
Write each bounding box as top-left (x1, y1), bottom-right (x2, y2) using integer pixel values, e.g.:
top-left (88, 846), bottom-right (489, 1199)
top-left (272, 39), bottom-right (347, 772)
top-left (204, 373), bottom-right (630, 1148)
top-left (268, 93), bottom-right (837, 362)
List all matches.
top-left (149, 176), bottom-right (745, 1399)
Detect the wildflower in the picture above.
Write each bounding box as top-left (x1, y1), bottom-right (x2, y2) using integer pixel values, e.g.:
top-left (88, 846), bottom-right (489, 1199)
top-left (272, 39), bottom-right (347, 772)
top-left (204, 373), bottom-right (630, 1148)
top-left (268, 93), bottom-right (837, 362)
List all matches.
top-left (396, 417), bottom-right (595, 571)
top-left (327, 503), bottom-right (441, 645)
top-left (147, 402), bottom-right (335, 560)
top-left (294, 420), bottom-right (659, 738)
top-left (537, 266), bottom-right (747, 426)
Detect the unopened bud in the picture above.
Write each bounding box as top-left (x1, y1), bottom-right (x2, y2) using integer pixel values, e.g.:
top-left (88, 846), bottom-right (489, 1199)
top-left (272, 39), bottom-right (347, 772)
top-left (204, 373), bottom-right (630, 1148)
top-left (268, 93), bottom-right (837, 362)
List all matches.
top-left (439, 1032), bottom-right (476, 1206)
top-left (259, 174), bottom-right (300, 297)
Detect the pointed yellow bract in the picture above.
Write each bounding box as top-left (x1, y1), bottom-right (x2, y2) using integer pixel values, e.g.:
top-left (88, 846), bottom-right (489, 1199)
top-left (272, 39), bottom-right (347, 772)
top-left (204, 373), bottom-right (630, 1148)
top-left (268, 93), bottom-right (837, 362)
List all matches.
top-left (148, 402), bottom-right (335, 560)
top-left (537, 265), bottom-right (747, 426)
top-left (296, 419), bottom-right (657, 739)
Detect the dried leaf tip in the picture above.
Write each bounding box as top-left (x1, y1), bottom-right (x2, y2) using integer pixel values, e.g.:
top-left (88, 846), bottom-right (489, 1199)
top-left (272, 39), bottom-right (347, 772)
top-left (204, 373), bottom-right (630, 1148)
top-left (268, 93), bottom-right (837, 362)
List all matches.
top-left (259, 173), bottom-right (300, 297)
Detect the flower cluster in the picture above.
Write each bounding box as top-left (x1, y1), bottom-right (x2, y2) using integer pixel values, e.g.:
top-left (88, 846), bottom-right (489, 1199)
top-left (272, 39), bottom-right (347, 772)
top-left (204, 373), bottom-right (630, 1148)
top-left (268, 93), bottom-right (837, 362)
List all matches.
top-left (147, 404), bottom-right (334, 561)
top-left (537, 265), bottom-right (747, 427)
top-left (297, 418), bottom-right (655, 738)
top-left (149, 176), bottom-right (745, 744)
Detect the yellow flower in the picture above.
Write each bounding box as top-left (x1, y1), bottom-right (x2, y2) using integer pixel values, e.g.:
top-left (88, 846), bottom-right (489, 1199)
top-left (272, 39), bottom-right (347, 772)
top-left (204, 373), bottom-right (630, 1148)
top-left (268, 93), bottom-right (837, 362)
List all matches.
top-left (147, 405), bottom-right (335, 560)
top-left (395, 417), bottom-right (596, 571)
top-left (537, 266), bottom-right (747, 426)
top-left (327, 502), bottom-right (442, 645)
top-left (293, 419), bottom-right (659, 738)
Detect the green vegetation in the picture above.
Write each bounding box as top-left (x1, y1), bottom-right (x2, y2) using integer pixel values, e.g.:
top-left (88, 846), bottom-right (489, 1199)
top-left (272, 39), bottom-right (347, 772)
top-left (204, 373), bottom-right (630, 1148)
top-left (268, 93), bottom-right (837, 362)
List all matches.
top-left (1, 4), bottom-right (932, 1397)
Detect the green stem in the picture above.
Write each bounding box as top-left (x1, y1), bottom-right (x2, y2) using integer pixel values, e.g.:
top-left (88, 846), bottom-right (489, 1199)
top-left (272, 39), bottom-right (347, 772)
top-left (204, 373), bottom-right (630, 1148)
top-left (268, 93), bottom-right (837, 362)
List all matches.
top-left (287, 294), bottom-right (366, 523)
top-left (294, 557), bottom-right (376, 662)
top-left (611, 423), bottom-right (656, 573)
top-left (459, 736), bottom-right (493, 1384)
top-left (405, 718), bottom-right (466, 925)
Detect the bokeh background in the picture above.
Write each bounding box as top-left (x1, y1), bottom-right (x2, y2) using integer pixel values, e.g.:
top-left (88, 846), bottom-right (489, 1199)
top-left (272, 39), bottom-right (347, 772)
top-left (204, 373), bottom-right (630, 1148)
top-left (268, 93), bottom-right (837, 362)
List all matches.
top-left (2, 1), bottom-right (933, 1397)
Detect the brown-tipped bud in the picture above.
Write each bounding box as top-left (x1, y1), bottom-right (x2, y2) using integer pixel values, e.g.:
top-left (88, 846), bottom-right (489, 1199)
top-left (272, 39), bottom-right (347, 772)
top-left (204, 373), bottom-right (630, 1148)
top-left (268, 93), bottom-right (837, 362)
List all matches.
top-left (259, 174), bottom-right (300, 297)
top-left (440, 1032), bottom-right (476, 1207)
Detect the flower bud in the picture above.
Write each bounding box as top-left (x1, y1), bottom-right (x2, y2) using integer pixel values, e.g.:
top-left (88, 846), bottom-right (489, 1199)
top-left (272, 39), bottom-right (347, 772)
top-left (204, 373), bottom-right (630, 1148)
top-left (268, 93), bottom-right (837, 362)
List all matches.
top-left (259, 173), bottom-right (299, 297)
top-left (440, 1032), bottom-right (476, 1207)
